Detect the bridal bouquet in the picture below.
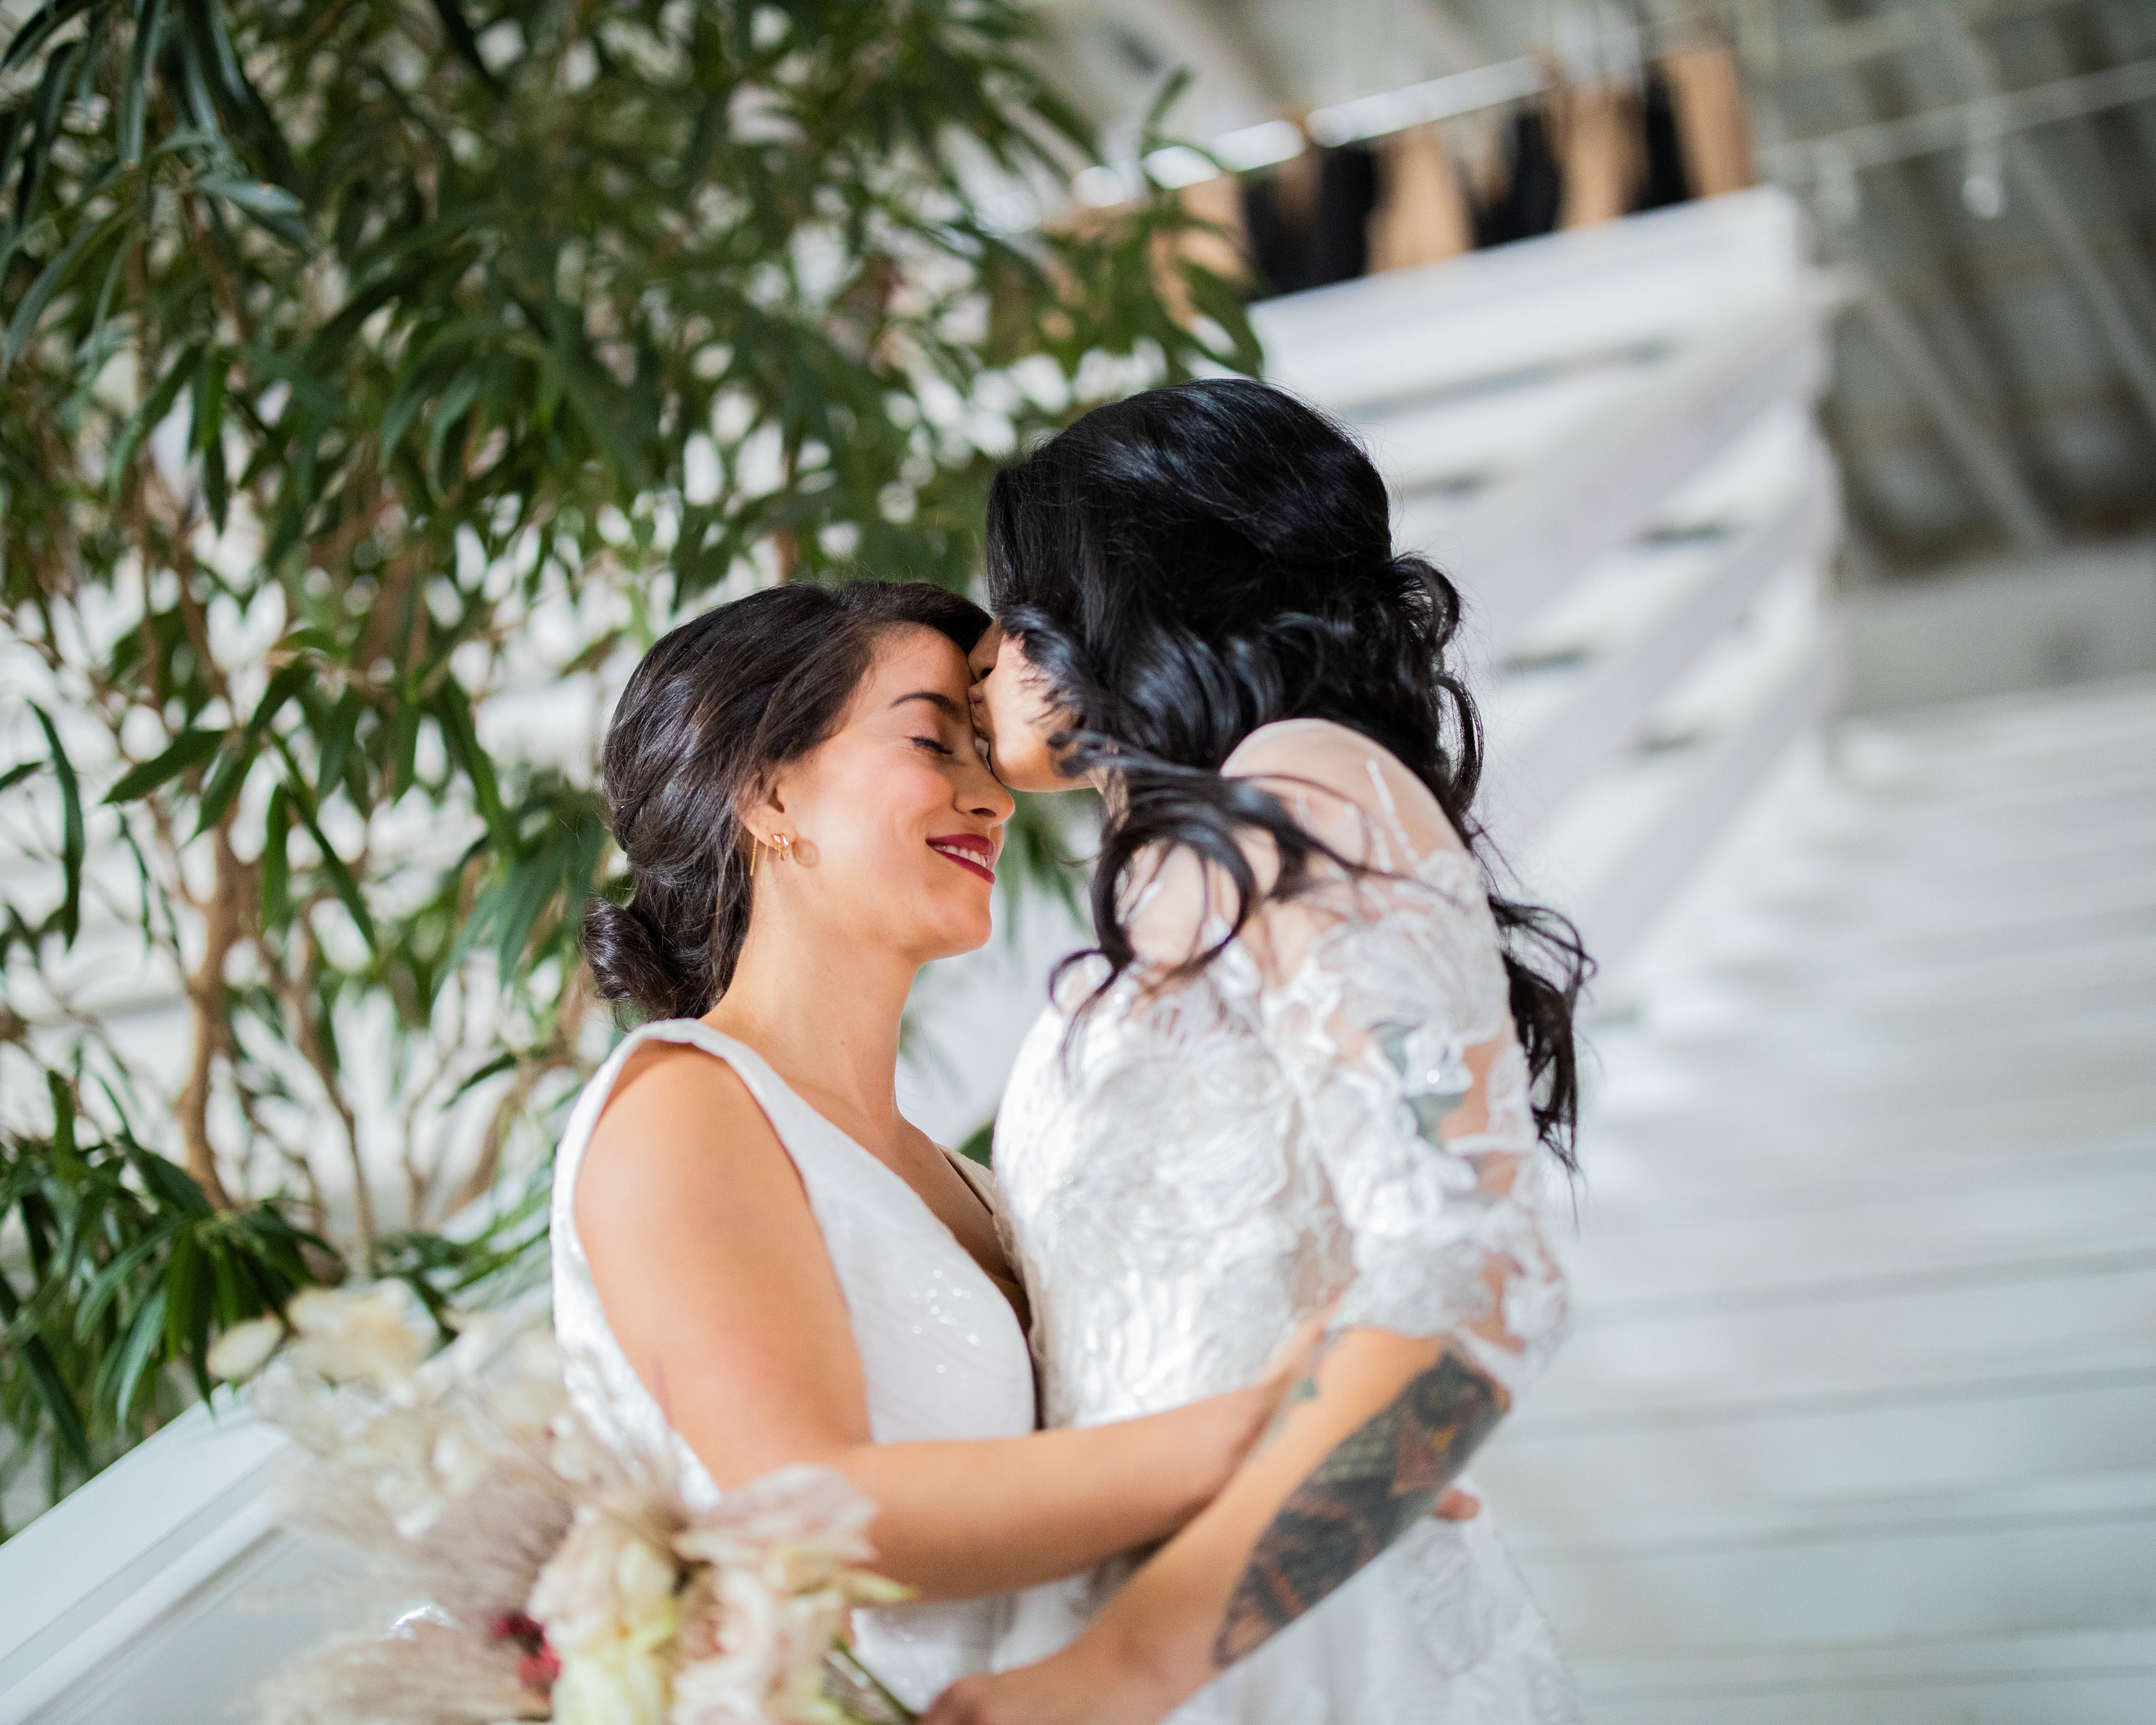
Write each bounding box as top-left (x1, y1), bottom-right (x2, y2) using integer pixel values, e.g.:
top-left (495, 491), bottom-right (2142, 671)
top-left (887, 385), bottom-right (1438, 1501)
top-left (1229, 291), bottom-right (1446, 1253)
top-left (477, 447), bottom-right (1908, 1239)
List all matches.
top-left (211, 1284), bottom-right (915, 1724)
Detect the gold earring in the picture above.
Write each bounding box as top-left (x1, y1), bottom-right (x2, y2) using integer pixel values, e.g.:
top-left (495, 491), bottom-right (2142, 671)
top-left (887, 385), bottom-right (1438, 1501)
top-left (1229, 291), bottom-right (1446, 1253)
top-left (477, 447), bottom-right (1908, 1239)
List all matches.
top-left (774, 833), bottom-right (793, 862)
top-left (750, 833), bottom-right (762, 877)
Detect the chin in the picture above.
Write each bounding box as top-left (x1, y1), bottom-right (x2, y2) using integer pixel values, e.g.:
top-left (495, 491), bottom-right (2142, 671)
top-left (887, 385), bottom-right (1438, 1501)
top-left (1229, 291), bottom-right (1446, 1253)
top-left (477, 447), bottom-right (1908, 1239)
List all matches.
top-left (926, 901), bottom-right (995, 959)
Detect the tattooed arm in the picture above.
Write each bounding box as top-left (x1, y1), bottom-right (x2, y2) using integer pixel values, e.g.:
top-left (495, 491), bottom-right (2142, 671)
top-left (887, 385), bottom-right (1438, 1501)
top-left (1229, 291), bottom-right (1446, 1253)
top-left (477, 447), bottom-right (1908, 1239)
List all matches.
top-left (1212, 1333), bottom-right (1504, 1665)
top-left (921, 1326), bottom-right (1505, 1725)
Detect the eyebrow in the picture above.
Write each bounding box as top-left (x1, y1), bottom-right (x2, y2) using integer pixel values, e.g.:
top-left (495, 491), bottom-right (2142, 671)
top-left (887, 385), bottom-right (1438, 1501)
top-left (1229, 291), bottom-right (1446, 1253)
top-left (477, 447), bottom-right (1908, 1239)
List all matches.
top-left (887, 690), bottom-right (964, 718)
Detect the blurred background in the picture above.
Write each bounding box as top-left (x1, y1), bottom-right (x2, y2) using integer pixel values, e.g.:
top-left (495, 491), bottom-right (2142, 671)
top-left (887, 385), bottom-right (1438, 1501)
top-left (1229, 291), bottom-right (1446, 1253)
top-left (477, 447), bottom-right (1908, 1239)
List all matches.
top-left (1, 2), bottom-right (2152, 1720)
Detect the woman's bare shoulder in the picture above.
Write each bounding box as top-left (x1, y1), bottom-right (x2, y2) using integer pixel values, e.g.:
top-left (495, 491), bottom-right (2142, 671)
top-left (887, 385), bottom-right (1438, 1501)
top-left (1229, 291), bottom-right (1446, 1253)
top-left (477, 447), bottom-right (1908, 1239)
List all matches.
top-left (576, 1037), bottom-right (792, 1237)
top-left (1223, 718), bottom-right (1462, 860)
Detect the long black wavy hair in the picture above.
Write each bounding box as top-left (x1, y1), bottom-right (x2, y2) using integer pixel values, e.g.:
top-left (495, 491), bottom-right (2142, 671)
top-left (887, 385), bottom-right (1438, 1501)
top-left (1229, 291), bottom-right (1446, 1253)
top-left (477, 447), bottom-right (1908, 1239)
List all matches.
top-left (985, 377), bottom-right (1591, 1165)
top-left (584, 580), bottom-right (990, 1021)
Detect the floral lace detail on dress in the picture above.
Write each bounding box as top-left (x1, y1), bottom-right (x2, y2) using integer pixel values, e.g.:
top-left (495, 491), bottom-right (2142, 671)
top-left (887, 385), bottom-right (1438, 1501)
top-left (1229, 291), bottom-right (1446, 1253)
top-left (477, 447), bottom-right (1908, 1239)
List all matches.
top-left (1215, 844), bottom-right (1572, 1395)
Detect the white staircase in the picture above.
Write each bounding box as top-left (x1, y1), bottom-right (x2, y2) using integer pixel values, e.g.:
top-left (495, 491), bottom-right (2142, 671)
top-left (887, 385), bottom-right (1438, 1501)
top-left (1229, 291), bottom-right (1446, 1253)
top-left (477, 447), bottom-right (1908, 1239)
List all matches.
top-left (1476, 675), bottom-right (2156, 1723)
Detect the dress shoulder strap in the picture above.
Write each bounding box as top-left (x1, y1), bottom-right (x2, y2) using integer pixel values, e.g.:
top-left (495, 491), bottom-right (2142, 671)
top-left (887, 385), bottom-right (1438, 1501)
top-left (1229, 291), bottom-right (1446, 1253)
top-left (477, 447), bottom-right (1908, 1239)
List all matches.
top-left (941, 1144), bottom-right (1004, 1219)
top-left (557, 1019), bottom-right (966, 1251)
top-left (554, 1018), bottom-right (857, 1219)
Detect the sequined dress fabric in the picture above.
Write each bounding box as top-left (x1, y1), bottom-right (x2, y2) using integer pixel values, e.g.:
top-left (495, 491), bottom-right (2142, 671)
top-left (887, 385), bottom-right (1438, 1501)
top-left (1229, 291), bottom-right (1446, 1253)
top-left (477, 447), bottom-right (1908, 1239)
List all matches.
top-left (550, 1020), bottom-right (1036, 1710)
top-left (992, 723), bottom-right (1581, 1723)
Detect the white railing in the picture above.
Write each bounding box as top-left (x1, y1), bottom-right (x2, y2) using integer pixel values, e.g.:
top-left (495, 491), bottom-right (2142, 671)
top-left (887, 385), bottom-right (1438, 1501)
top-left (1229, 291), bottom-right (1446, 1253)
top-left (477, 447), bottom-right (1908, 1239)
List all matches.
top-left (1253, 186), bottom-right (1841, 963)
top-left (0, 186), bottom-right (1842, 1723)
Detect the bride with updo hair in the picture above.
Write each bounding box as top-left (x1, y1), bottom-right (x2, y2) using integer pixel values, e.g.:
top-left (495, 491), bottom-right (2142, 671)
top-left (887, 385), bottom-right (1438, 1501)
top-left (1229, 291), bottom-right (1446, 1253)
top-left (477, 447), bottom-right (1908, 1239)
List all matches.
top-left (557, 578), bottom-right (1324, 1710)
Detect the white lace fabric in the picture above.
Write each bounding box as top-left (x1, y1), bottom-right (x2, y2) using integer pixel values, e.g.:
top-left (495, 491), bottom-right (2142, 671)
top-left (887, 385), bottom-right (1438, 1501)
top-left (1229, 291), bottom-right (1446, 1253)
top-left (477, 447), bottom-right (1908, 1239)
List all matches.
top-left (1237, 844), bottom-right (1571, 1395)
top-left (992, 720), bottom-right (1579, 1722)
top-left (550, 1020), bottom-right (1037, 1710)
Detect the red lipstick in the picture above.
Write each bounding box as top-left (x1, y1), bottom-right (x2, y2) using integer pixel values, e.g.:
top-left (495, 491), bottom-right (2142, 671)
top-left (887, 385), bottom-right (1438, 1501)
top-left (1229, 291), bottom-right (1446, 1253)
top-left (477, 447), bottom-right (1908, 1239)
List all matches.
top-left (927, 834), bottom-right (996, 883)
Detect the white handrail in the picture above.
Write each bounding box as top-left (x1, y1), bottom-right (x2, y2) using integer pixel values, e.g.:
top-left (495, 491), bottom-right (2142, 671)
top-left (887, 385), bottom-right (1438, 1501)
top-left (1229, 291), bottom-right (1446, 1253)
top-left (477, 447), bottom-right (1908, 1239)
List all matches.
top-left (0, 1400), bottom-right (298, 1724)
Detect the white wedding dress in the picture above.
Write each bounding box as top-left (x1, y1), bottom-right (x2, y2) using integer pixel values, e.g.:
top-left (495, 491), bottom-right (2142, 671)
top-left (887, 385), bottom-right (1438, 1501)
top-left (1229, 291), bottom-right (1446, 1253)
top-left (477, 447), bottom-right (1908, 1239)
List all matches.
top-left (992, 720), bottom-right (1581, 1723)
top-left (551, 1020), bottom-right (1037, 1709)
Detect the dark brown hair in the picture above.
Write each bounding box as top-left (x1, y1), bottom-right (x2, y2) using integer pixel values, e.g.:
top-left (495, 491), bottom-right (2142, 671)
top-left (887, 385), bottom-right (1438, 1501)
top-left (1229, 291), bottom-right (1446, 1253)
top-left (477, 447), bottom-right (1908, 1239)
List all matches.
top-left (583, 580), bottom-right (990, 1020)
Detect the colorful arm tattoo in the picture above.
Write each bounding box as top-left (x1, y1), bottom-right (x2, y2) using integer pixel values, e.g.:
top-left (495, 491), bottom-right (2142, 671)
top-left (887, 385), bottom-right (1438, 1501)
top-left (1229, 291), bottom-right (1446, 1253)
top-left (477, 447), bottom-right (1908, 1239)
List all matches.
top-left (1212, 1345), bottom-right (1504, 1667)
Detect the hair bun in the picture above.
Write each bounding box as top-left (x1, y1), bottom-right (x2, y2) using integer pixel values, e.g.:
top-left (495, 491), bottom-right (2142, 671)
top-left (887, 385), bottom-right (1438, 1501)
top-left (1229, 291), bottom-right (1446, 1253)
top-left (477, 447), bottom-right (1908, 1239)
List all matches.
top-left (582, 895), bottom-right (708, 1022)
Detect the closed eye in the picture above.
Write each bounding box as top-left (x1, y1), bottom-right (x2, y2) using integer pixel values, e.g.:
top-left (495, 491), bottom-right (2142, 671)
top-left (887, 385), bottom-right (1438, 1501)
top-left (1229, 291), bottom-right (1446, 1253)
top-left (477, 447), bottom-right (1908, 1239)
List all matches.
top-left (913, 736), bottom-right (955, 757)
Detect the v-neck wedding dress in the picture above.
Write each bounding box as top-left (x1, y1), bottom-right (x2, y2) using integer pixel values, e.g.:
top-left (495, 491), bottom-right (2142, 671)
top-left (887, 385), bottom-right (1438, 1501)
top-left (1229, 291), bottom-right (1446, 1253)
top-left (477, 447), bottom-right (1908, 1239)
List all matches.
top-left (550, 1020), bottom-right (1036, 1709)
top-left (991, 721), bottom-right (1581, 1724)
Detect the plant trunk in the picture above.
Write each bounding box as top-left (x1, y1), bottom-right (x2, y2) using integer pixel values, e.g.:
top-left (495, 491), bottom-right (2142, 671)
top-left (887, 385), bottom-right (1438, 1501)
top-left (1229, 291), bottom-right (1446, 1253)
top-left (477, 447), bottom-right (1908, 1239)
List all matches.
top-left (177, 829), bottom-right (244, 1209)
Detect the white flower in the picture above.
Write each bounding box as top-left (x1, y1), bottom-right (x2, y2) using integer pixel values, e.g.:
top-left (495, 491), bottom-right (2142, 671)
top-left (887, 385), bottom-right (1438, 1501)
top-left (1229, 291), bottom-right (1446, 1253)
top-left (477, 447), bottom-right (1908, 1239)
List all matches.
top-left (668, 1467), bottom-right (910, 1725)
top-left (552, 1640), bottom-right (673, 1725)
top-left (529, 1500), bottom-right (681, 1659)
top-left (285, 1284), bottom-right (430, 1388)
top-left (207, 1316), bottom-right (284, 1382)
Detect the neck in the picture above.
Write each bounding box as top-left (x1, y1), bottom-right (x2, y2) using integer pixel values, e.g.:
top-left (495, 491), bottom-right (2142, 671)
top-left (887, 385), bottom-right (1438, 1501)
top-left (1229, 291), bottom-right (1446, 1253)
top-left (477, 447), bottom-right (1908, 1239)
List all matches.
top-left (703, 895), bottom-right (917, 1148)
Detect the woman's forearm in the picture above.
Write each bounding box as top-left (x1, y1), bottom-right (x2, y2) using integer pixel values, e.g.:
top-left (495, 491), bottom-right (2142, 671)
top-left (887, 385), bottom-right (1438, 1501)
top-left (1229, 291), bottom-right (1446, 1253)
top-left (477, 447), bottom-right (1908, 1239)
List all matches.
top-left (820, 1384), bottom-right (1272, 1599)
top-left (1087, 1328), bottom-right (1507, 1704)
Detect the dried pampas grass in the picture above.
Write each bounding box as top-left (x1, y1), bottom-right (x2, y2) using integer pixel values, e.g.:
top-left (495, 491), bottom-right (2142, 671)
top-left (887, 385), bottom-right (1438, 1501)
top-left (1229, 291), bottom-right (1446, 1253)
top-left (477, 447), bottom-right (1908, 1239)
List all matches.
top-left (258, 1620), bottom-right (543, 1725)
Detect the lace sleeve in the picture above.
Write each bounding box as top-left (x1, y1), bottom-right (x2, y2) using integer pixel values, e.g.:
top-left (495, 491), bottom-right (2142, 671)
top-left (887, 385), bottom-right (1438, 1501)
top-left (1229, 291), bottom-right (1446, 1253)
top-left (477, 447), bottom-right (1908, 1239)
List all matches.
top-left (1223, 725), bottom-right (1572, 1398)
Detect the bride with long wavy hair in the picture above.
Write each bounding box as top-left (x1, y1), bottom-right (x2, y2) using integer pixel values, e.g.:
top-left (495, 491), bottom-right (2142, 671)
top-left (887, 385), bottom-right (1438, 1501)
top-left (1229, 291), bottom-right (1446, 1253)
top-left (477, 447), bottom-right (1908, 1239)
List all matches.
top-left (931, 377), bottom-right (1590, 1725)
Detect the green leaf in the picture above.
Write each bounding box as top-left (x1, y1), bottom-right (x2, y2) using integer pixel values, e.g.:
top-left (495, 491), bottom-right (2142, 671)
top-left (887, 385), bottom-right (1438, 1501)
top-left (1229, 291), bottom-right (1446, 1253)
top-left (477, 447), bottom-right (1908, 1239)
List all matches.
top-left (191, 743), bottom-right (250, 835)
top-left (260, 783), bottom-right (291, 921)
top-left (0, 2), bottom-right (97, 79)
top-left (45, 1069), bottom-right (80, 1175)
top-left (429, 679), bottom-right (506, 845)
top-left (5, 33), bottom-right (80, 230)
top-left (446, 1048), bottom-right (517, 1104)
top-left (193, 172), bottom-right (301, 221)
top-left (291, 794), bottom-right (376, 950)
top-left (251, 660), bottom-right (314, 732)
top-left (0, 759), bottom-right (41, 794)
top-left (389, 698), bottom-right (420, 799)
top-left (190, 349), bottom-right (230, 528)
top-left (194, 170), bottom-right (308, 248)
top-left (194, 659), bottom-right (312, 834)
top-left (106, 347), bottom-right (199, 491)
top-left (108, 1284), bottom-right (168, 1423)
top-left (2, 201), bottom-right (109, 372)
top-left (315, 687), bottom-right (361, 802)
top-left (18, 1330), bottom-right (92, 1469)
top-left (119, 0), bottom-right (170, 167)
top-left (29, 705), bottom-right (82, 945)
top-left (106, 727), bottom-right (220, 803)
top-left (162, 1232), bottom-right (199, 1366)
top-left (122, 1142), bottom-right (214, 1218)
top-left (425, 0), bottom-right (502, 94)
top-left (75, 1220), bottom-right (183, 1338)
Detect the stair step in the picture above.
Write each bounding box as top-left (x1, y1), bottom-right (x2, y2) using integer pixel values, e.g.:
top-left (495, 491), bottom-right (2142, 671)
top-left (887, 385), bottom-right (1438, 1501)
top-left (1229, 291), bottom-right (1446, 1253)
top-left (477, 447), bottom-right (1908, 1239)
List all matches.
top-left (1565, 1166), bottom-right (2156, 1291)
top-left (1588, 1085), bottom-right (2156, 1179)
top-left (1479, 1357), bottom-right (2156, 1517)
top-left (1510, 1474), bottom-right (2156, 1653)
top-left (1576, 1131), bottom-right (2156, 1231)
top-left (1541, 1263), bottom-right (2156, 1408)
top-left (1571, 1628), bottom-right (2156, 1725)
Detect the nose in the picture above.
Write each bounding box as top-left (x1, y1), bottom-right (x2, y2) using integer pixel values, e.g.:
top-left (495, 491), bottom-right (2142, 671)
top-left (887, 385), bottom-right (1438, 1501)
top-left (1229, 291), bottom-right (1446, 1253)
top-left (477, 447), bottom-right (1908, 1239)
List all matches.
top-left (968, 621), bottom-right (1005, 683)
top-left (961, 752), bottom-right (1017, 823)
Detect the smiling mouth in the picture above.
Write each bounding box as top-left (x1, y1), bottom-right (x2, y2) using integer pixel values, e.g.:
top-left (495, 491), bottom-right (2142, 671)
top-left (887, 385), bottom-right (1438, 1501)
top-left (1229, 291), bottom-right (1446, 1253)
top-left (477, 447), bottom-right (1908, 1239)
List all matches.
top-left (928, 836), bottom-right (996, 883)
